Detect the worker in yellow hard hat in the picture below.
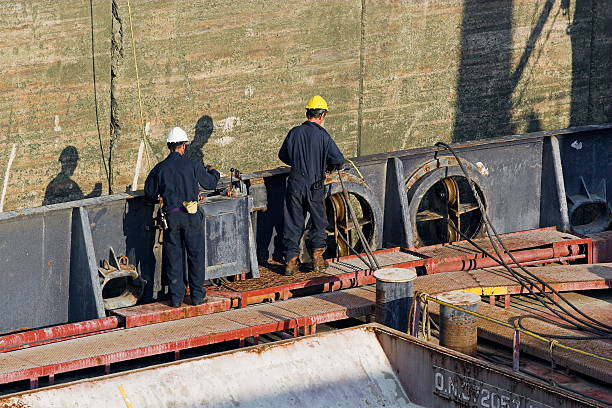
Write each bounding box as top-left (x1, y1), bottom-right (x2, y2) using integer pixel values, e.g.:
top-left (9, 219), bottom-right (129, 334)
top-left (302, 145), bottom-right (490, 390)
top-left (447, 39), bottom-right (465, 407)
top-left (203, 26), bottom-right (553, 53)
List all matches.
top-left (278, 95), bottom-right (345, 275)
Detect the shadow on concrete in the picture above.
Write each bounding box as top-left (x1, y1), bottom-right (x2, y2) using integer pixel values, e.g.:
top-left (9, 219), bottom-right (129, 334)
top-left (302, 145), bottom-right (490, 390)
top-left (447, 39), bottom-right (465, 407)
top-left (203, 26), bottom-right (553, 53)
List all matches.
top-left (565, 0), bottom-right (612, 126)
top-left (452, 0), bottom-right (566, 143)
top-left (452, 0), bottom-right (514, 142)
top-left (43, 146), bottom-right (102, 205)
top-left (256, 175), bottom-right (287, 263)
top-left (526, 110), bottom-right (542, 134)
top-left (186, 115), bottom-right (214, 165)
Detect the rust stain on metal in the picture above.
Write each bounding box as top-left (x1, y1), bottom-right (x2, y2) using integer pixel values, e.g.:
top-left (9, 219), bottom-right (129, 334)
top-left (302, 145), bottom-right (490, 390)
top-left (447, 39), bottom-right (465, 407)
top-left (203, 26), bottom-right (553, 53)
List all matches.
top-left (0, 400), bottom-right (32, 408)
top-left (248, 177), bottom-right (264, 185)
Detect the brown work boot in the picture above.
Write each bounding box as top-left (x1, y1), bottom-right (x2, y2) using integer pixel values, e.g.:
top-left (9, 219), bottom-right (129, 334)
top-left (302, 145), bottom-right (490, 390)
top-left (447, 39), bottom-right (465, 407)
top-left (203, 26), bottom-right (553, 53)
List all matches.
top-left (284, 256), bottom-right (299, 276)
top-left (312, 248), bottom-right (329, 272)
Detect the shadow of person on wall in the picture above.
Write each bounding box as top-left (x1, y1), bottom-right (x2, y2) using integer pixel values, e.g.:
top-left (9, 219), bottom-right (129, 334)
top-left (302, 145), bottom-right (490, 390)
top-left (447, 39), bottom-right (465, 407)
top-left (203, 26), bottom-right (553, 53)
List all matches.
top-left (43, 146), bottom-right (102, 205)
top-left (185, 115), bottom-right (214, 165)
top-left (526, 110), bottom-right (542, 133)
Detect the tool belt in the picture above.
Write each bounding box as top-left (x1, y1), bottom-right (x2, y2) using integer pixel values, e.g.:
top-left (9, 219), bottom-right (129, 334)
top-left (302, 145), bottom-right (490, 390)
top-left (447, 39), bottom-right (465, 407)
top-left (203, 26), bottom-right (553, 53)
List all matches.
top-left (182, 201), bottom-right (198, 214)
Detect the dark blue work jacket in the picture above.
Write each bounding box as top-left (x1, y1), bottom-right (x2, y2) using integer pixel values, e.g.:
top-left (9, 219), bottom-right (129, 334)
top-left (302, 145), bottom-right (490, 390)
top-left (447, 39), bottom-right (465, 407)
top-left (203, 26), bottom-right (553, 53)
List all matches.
top-left (278, 121), bottom-right (345, 190)
top-left (144, 152), bottom-right (220, 210)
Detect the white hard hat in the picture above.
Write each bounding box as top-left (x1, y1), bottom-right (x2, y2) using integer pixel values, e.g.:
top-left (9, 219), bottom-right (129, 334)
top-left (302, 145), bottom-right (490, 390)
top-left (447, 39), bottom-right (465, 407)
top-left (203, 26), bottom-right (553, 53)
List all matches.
top-left (166, 127), bottom-right (189, 143)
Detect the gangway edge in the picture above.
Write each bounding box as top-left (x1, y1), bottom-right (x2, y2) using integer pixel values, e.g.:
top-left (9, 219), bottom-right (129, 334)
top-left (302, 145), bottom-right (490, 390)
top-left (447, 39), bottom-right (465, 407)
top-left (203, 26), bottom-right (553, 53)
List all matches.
top-left (0, 324), bottom-right (600, 408)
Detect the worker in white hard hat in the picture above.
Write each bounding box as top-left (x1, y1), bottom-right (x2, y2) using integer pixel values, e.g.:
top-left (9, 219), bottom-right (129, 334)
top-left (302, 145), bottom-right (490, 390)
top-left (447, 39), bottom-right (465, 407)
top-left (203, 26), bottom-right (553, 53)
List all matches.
top-left (144, 126), bottom-right (220, 307)
top-left (278, 96), bottom-right (345, 275)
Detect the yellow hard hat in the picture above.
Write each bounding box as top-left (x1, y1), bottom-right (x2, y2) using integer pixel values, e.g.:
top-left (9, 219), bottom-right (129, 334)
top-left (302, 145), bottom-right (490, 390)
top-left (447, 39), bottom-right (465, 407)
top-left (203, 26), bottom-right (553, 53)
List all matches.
top-left (305, 95), bottom-right (329, 111)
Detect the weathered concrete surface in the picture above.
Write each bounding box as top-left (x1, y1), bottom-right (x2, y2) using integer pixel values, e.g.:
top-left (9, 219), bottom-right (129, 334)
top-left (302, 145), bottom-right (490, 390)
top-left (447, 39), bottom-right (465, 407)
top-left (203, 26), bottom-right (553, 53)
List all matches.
top-left (0, 0), bottom-right (111, 210)
top-left (0, 0), bottom-right (611, 210)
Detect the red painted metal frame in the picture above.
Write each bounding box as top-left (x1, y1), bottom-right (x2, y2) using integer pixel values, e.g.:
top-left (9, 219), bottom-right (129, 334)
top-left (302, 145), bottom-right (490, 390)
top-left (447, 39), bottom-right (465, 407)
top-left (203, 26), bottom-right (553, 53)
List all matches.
top-left (208, 230), bottom-right (592, 307)
top-left (115, 298), bottom-right (232, 329)
top-left (0, 305), bottom-right (374, 386)
top-left (208, 269), bottom-right (377, 308)
top-left (0, 228), bottom-right (597, 387)
top-left (0, 317), bottom-right (119, 353)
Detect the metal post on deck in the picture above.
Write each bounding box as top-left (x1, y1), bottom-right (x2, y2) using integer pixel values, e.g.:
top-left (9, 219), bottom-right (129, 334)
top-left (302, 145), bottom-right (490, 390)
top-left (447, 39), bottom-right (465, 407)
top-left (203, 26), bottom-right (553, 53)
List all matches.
top-left (550, 135), bottom-right (571, 233)
top-left (513, 330), bottom-right (521, 372)
top-left (374, 267), bottom-right (417, 333)
top-left (437, 291), bottom-right (481, 356)
top-left (410, 296), bottom-right (420, 337)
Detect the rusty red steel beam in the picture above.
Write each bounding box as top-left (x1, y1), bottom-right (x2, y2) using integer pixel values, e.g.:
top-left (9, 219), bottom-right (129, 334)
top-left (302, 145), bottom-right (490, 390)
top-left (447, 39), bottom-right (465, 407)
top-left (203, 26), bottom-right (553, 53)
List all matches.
top-left (1, 328), bottom-right (125, 353)
top-left (208, 245), bottom-right (590, 307)
top-left (0, 231), bottom-right (593, 360)
top-left (119, 299), bottom-right (232, 329)
top-left (483, 254), bottom-right (585, 269)
top-left (423, 245), bottom-right (582, 274)
top-left (506, 279), bottom-right (612, 295)
top-left (0, 317), bottom-right (119, 353)
top-left (207, 269), bottom-right (377, 308)
top-left (0, 307), bottom-right (368, 386)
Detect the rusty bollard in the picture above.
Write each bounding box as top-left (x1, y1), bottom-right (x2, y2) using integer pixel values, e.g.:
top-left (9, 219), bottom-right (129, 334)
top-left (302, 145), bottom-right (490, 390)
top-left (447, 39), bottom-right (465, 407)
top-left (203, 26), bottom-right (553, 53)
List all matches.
top-left (374, 267), bottom-right (417, 333)
top-left (437, 291), bottom-right (481, 356)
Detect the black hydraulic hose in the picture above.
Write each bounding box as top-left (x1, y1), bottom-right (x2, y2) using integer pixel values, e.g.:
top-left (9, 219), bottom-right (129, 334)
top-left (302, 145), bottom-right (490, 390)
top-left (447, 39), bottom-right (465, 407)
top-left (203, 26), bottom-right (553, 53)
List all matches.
top-left (437, 141), bottom-right (612, 334)
top-left (481, 223), bottom-right (610, 335)
top-left (336, 170), bottom-right (380, 270)
top-left (436, 141), bottom-right (606, 327)
top-left (446, 221), bottom-right (593, 333)
top-left (447, 222), bottom-right (609, 336)
top-left (435, 141), bottom-right (612, 335)
top-left (336, 232), bottom-right (374, 270)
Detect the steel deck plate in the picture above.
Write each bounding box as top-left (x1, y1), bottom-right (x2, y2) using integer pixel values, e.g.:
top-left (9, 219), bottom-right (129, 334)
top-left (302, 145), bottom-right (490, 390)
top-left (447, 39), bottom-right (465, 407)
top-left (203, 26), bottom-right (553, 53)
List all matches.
top-left (413, 263), bottom-right (612, 295)
top-left (326, 251), bottom-right (420, 274)
top-left (0, 287), bottom-right (375, 384)
top-left (274, 287), bottom-right (375, 319)
top-left (222, 303), bottom-right (302, 327)
top-left (415, 228), bottom-right (581, 258)
top-left (428, 295), bottom-right (612, 383)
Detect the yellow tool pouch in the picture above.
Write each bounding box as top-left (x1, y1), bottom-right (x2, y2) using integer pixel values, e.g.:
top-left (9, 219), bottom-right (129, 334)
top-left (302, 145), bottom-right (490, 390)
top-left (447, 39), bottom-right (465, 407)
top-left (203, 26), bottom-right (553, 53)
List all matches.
top-left (182, 201), bottom-right (198, 214)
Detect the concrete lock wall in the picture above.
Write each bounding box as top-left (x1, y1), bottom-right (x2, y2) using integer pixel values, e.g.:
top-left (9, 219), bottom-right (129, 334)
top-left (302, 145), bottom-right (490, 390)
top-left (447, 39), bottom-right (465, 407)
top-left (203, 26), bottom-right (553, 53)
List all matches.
top-left (0, 1), bottom-right (611, 211)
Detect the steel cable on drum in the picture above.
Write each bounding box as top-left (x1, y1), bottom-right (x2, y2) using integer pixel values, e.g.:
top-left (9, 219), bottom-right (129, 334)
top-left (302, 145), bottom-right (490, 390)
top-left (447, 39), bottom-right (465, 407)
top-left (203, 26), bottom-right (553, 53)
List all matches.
top-left (336, 233), bottom-right (374, 271)
top-left (336, 169), bottom-right (380, 270)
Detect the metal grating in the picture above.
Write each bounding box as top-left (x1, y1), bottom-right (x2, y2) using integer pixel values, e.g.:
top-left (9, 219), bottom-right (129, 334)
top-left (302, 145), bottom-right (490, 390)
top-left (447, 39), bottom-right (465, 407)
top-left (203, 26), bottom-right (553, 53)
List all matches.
top-left (414, 263), bottom-right (612, 295)
top-left (327, 251), bottom-right (421, 275)
top-left (222, 304), bottom-right (302, 326)
top-left (416, 229), bottom-right (581, 258)
top-left (0, 287), bottom-right (376, 382)
top-left (0, 315), bottom-right (248, 374)
top-left (274, 288), bottom-right (375, 318)
top-left (428, 297), bottom-right (612, 384)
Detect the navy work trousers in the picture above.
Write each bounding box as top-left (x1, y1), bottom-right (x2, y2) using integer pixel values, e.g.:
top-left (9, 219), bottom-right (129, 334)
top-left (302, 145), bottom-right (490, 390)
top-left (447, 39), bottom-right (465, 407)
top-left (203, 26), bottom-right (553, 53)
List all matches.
top-left (164, 210), bottom-right (206, 305)
top-left (283, 183), bottom-right (327, 260)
